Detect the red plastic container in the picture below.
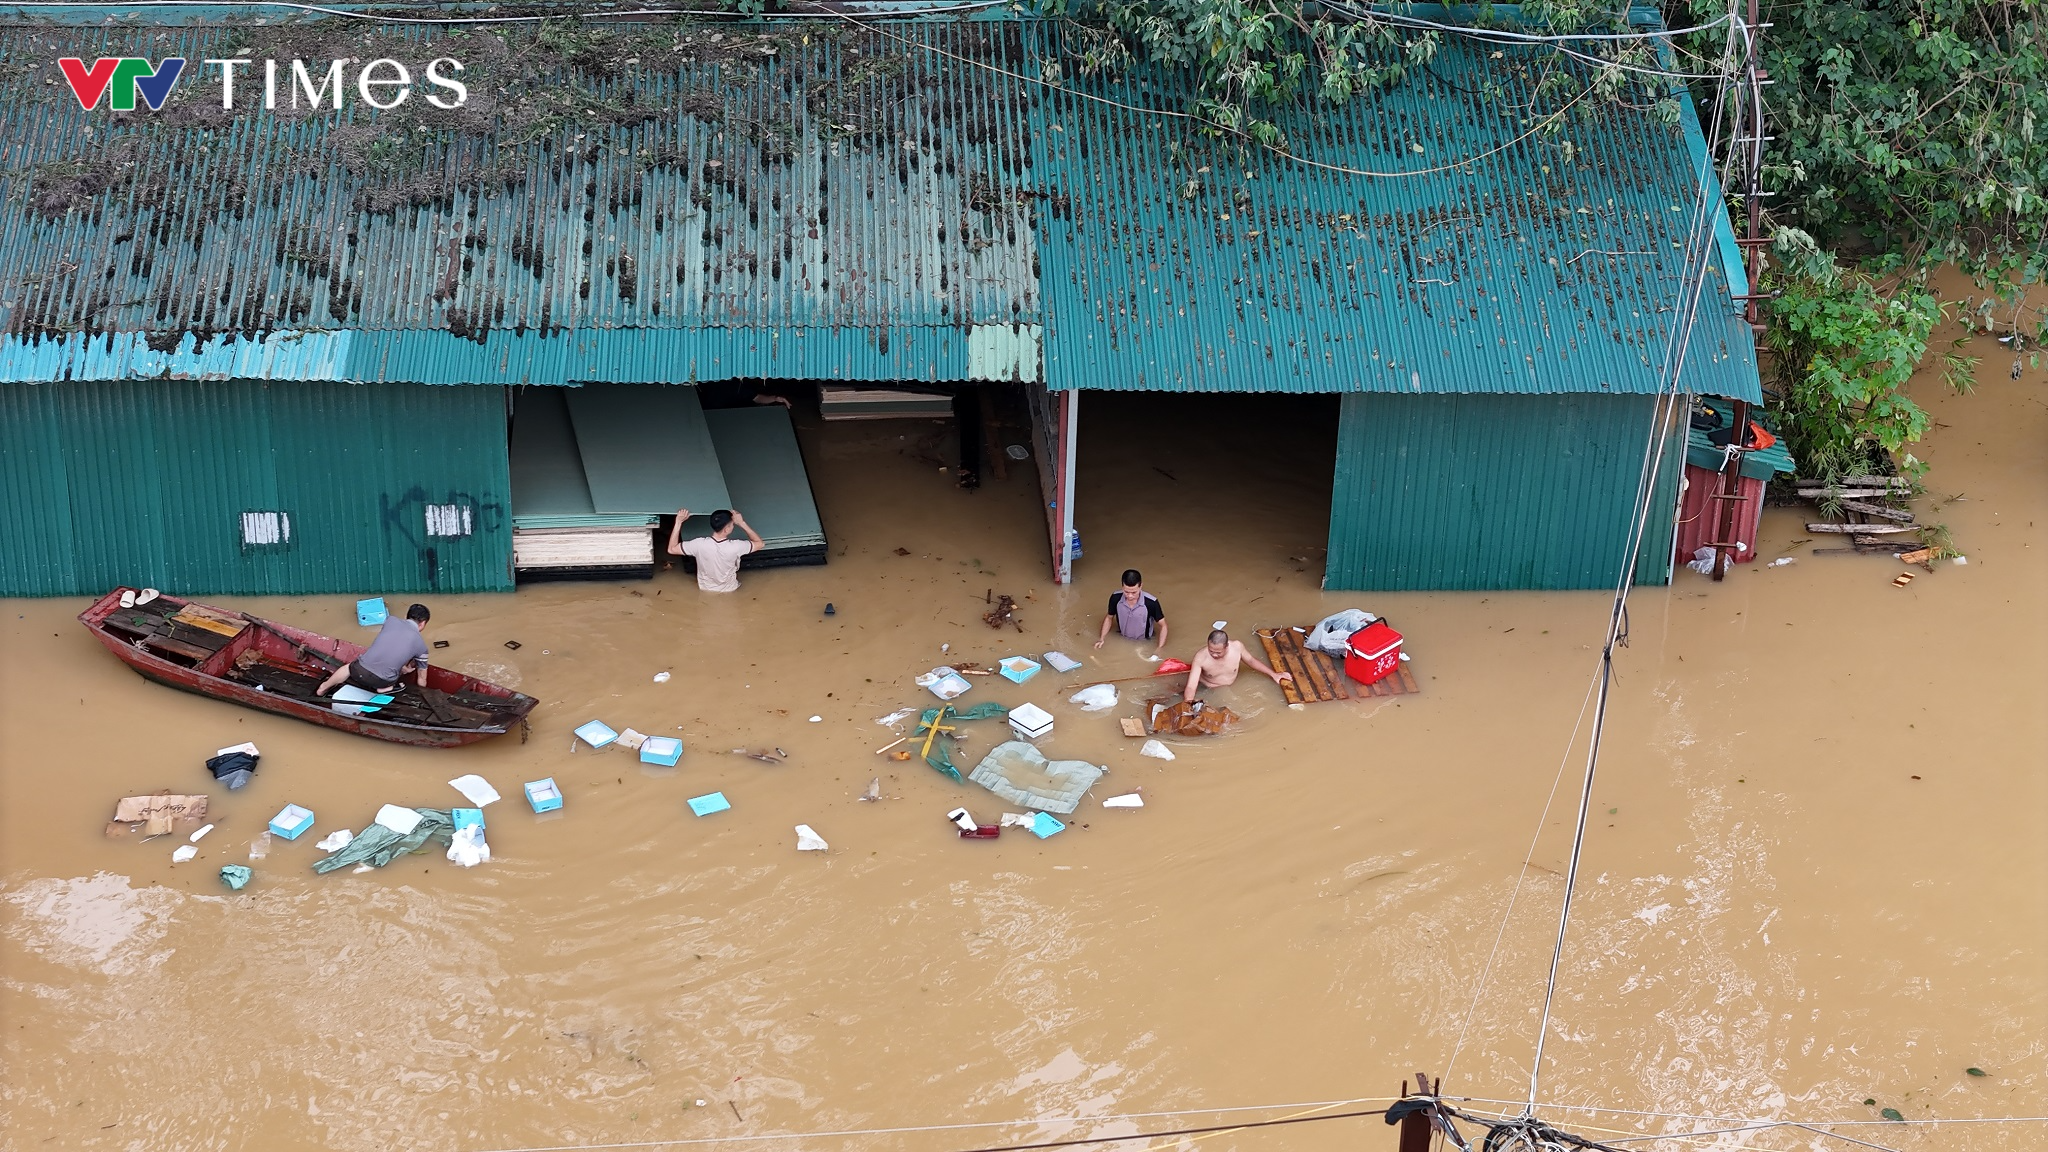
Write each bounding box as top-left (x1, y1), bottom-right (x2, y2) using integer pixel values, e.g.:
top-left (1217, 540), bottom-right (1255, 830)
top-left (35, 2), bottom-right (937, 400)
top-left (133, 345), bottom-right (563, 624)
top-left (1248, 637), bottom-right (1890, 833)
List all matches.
top-left (1344, 622), bottom-right (1403, 685)
top-left (959, 825), bottom-right (1001, 839)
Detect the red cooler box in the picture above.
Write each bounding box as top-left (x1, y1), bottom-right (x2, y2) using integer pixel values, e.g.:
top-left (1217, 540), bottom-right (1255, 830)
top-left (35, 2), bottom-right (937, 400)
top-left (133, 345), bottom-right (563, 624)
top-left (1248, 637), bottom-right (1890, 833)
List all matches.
top-left (1344, 622), bottom-right (1403, 685)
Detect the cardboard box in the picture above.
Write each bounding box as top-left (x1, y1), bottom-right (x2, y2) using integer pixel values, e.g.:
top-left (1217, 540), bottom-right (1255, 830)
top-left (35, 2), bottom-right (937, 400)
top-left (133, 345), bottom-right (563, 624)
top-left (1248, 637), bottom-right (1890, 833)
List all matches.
top-left (268, 804), bottom-right (315, 840)
top-left (687, 792), bottom-right (731, 817)
top-left (1008, 702), bottom-right (1054, 740)
top-left (639, 736), bottom-right (683, 766)
top-left (573, 720), bottom-right (618, 748)
top-left (524, 778), bottom-right (564, 813)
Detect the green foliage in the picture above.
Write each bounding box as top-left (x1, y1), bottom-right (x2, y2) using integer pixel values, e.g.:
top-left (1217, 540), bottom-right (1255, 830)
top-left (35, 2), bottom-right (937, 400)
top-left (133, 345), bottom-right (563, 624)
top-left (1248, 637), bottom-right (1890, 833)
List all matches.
top-left (1764, 234), bottom-right (1950, 475)
top-left (1729, 0), bottom-right (2048, 278)
top-left (1038, 0), bottom-right (1437, 142)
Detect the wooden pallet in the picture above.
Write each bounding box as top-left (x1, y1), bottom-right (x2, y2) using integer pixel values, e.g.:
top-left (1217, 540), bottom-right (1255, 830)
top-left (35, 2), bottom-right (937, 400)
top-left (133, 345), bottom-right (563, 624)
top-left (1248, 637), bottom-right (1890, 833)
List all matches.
top-left (1255, 626), bottom-right (1420, 704)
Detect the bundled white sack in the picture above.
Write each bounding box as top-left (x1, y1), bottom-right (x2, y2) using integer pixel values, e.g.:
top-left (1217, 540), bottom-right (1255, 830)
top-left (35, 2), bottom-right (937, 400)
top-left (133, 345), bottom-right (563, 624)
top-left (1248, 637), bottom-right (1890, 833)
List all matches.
top-left (447, 824), bottom-right (491, 867)
top-left (1305, 609), bottom-right (1377, 655)
top-left (1069, 684), bottom-right (1118, 712)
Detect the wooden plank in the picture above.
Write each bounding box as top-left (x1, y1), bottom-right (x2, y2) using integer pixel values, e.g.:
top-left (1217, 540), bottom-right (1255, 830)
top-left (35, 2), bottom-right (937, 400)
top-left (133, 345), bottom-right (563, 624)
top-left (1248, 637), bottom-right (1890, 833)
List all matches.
top-left (1806, 523), bottom-right (1915, 534)
top-left (1268, 629), bottom-right (1319, 701)
top-left (1277, 627), bottom-right (1343, 701)
top-left (1837, 499), bottom-right (1914, 522)
top-left (172, 605), bottom-right (248, 637)
top-left (1308, 649), bottom-right (1351, 700)
top-left (140, 635), bottom-right (217, 664)
top-left (102, 615), bottom-right (158, 642)
top-left (165, 621), bottom-right (234, 651)
top-left (1254, 630), bottom-right (1306, 705)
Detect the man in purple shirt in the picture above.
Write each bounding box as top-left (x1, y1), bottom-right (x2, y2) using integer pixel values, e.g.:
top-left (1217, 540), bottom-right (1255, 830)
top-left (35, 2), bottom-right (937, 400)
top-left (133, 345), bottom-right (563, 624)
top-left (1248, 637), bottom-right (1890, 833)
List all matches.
top-left (1095, 569), bottom-right (1170, 654)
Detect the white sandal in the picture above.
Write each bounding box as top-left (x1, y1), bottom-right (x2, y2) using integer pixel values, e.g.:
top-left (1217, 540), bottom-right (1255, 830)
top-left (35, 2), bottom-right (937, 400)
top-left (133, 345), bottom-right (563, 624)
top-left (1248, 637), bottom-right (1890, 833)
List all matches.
top-left (136, 588), bottom-right (160, 605)
top-left (119, 590), bottom-right (136, 608)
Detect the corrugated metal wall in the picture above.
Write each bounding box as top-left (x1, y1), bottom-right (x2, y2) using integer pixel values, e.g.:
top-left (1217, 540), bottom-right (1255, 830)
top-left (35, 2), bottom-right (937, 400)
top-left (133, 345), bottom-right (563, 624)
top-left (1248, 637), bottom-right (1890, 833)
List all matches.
top-left (1325, 393), bottom-right (1680, 591)
top-left (0, 380), bottom-right (511, 596)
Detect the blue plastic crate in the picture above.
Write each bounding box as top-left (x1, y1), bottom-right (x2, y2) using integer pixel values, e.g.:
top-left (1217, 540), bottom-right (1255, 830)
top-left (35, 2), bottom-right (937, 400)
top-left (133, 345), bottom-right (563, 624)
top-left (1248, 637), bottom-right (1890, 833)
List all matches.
top-left (356, 598), bottom-right (388, 627)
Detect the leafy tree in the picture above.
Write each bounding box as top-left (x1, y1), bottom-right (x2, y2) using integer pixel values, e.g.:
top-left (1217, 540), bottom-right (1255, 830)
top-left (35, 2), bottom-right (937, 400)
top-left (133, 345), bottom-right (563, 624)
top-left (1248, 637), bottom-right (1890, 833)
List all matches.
top-left (1761, 233), bottom-right (1956, 476)
top-left (1738, 0), bottom-right (2048, 280)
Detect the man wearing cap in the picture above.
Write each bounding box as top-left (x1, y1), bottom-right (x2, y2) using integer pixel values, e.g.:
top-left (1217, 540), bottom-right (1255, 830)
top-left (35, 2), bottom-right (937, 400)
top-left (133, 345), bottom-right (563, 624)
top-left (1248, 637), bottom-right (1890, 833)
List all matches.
top-left (1095, 568), bottom-right (1170, 654)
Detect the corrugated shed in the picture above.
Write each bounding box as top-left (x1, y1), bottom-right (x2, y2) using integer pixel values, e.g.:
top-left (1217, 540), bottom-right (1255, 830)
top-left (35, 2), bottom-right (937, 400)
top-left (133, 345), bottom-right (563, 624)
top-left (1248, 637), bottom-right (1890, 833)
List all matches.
top-left (0, 18), bottom-right (1038, 382)
top-left (1324, 393), bottom-right (1681, 590)
top-left (0, 379), bottom-right (512, 595)
top-left (1028, 22), bottom-right (1759, 400)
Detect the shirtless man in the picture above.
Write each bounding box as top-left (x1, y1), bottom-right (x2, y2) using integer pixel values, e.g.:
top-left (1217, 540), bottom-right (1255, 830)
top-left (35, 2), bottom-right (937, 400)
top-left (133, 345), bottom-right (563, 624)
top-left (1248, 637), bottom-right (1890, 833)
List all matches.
top-left (1182, 629), bottom-right (1292, 702)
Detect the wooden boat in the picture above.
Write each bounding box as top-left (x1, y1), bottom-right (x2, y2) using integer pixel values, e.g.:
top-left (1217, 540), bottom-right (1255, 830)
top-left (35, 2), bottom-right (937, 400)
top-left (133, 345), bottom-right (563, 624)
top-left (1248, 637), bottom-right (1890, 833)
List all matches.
top-left (80, 588), bottom-right (539, 747)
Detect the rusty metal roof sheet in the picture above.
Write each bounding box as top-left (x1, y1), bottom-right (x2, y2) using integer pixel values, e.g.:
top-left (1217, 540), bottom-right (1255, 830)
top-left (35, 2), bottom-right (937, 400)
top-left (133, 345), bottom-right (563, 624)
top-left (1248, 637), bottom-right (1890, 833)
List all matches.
top-left (0, 17), bottom-right (1039, 383)
top-left (1027, 21), bottom-right (1761, 400)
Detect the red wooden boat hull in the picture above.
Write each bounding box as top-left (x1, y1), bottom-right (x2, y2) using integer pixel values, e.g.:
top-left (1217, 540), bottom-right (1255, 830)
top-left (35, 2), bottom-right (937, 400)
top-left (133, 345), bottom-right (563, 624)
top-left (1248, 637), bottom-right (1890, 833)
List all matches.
top-left (79, 588), bottom-right (538, 748)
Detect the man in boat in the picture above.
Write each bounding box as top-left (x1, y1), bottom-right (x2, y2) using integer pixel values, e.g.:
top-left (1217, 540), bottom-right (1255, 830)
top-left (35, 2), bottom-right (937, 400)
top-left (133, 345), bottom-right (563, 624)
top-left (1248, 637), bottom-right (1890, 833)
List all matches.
top-left (316, 603), bottom-right (431, 697)
top-left (1181, 629), bottom-right (1291, 703)
top-left (666, 508), bottom-right (765, 593)
top-left (1095, 569), bottom-right (1170, 654)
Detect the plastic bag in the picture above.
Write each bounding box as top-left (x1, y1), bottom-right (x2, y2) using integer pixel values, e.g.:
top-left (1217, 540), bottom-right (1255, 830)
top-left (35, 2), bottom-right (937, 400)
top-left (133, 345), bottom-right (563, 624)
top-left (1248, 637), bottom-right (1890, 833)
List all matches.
top-left (1306, 609), bottom-right (1377, 655)
top-left (219, 865), bottom-right (252, 891)
top-left (446, 824), bottom-right (491, 868)
top-left (1685, 546), bottom-right (1717, 575)
top-left (1069, 684), bottom-right (1118, 711)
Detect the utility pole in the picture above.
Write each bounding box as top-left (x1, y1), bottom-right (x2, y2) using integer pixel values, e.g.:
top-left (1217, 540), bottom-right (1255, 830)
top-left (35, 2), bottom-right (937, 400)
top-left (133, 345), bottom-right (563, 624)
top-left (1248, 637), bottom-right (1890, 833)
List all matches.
top-left (1391, 1072), bottom-right (1441, 1152)
top-left (1730, 0), bottom-right (1775, 335)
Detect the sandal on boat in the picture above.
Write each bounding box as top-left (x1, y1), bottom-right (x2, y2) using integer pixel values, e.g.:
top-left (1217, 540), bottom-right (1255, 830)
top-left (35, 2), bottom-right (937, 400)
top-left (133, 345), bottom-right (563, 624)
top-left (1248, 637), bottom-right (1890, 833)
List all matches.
top-left (136, 588), bottom-right (160, 605)
top-left (119, 590), bottom-right (137, 608)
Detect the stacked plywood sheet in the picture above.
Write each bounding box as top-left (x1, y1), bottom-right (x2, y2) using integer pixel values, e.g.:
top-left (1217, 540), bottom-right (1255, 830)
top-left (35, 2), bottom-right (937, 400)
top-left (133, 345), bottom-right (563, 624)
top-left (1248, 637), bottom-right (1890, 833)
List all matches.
top-left (672, 406), bottom-right (828, 568)
top-left (819, 385), bottom-right (953, 421)
top-left (511, 388), bottom-right (827, 579)
top-left (509, 388), bottom-right (659, 575)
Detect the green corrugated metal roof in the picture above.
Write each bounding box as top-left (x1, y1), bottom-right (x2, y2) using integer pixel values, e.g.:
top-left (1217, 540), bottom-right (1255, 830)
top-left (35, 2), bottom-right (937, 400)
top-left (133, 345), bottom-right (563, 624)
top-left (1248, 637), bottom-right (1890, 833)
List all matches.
top-left (1029, 17), bottom-right (1761, 400)
top-left (0, 18), bottom-right (1039, 380)
top-left (1326, 392), bottom-right (1681, 590)
top-left (0, 379), bottom-right (512, 595)
top-left (0, 11), bottom-right (1759, 403)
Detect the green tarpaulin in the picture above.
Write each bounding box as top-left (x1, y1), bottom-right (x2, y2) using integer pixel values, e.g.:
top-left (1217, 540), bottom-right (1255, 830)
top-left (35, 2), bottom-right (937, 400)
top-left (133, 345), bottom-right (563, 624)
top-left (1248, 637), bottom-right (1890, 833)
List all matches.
top-left (312, 808), bottom-right (455, 874)
top-left (916, 702), bottom-right (1008, 781)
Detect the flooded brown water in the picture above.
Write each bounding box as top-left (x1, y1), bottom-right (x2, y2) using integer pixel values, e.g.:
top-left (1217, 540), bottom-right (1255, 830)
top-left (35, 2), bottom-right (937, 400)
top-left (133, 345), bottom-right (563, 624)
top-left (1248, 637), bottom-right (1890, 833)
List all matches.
top-left (4, 314), bottom-right (2044, 1152)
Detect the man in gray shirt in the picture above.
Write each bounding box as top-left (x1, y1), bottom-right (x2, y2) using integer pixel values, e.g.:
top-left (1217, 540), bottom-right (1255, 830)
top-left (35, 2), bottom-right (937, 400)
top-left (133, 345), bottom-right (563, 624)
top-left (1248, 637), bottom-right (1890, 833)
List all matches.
top-left (317, 603), bottom-right (432, 696)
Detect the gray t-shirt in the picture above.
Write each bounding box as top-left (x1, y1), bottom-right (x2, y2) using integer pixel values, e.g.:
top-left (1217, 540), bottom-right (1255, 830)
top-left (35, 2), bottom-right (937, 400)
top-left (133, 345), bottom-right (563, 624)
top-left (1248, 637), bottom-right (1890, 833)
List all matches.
top-left (359, 618), bottom-right (428, 682)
